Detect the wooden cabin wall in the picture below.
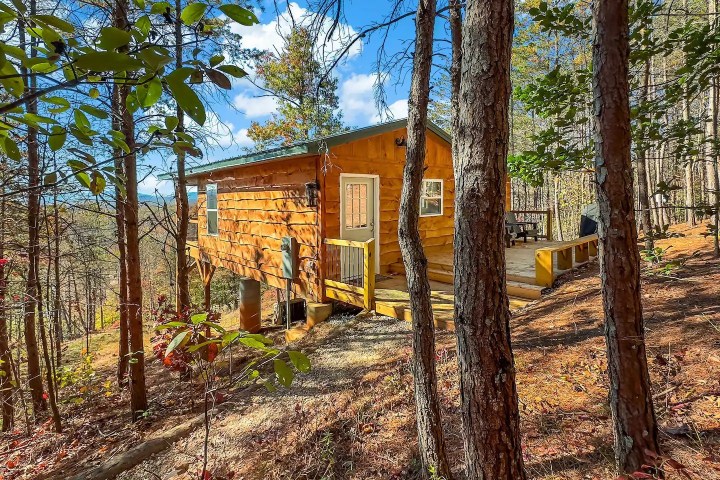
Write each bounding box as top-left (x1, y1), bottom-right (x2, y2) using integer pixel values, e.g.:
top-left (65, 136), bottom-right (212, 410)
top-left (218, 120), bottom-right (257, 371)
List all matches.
top-left (322, 128), bottom-right (456, 273)
top-left (195, 156), bottom-right (322, 300)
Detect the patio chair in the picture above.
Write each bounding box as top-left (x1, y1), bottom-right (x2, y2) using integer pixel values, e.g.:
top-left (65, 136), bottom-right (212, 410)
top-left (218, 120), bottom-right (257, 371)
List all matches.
top-left (505, 212), bottom-right (539, 243)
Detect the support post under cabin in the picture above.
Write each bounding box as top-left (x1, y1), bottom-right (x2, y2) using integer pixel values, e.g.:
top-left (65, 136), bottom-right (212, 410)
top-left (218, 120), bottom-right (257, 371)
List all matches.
top-left (238, 277), bottom-right (261, 333)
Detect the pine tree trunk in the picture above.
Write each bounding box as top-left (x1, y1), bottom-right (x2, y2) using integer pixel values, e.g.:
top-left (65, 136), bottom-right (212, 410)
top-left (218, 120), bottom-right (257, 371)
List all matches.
top-left (174, 0), bottom-right (191, 313)
top-left (454, 0), bottom-right (526, 478)
top-left (19, 8), bottom-right (47, 418)
top-left (0, 191), bottom-right (15, 431)
top-left (397, 0), bottom-right (451, 477)
top-left (637, 57), bottom-right (654, 249)
top-left (114, 0), bottom-right (147, 418)
top-left (52, 185), bottom-right (62, 367)
top-left (592, 0), bottom-right (661, 473)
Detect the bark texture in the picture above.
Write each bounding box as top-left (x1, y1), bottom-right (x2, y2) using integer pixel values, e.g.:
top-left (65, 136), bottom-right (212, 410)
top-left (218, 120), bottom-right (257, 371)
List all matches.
top-left (592, 0), bottom-right (661, 473)
top-left (20, 8), bottom-right (47, 418)
top-left (453, 0), bottom-right (526, 478)
top-left (115, 0), bottom-right (147, 418)
top-left (0, 193), bottom-right (14, 431)
top-left (174, 0), bottom-right (191, 312)
top-left (397, 0), bottom-right (451, 477)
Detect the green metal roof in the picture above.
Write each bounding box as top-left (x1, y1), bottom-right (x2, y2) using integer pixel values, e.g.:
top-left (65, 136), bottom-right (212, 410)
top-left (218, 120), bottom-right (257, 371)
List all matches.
top-left (158, 118), bottom-right (450, 180)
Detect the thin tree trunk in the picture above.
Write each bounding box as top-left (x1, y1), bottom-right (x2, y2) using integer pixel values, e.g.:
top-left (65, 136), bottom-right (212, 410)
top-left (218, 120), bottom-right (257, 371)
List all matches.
top-left (454, 0), bottom-right (526, 478)
top-left (35, 262), bottom-right (62, 432)
top-left (707, 0), bottom-right (720, 210)
top-left (174, 0), bottom-right (191, 313)
top-left (682, 0), bottom-right (696, 226)
top-left (19, 7), bottom-right (47, 418)
top-left (114, 0), bottom-right (148, 418)
top-left (397, 0), bottom-right (451, 477)
top-left (0, 191), bottom-right (15, 431)
top-left (712, 78), bottom-right (720, 256)
top-left (52, 180), bottom-right (62, 366)
top-left (592, 0), bottom-right (661, 473)
top-left (112, 85), bottom-right (130, 386)
top-left (637, 57), bottom-right (654, 249)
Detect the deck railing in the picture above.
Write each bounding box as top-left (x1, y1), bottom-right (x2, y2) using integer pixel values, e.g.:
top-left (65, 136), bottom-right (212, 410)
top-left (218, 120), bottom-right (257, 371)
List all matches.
top-left (323, 238), bottom-right (375, 310)
top-left (535, 234), bottom-right (598, 287)
top-left (510, 209), bottom-right (553, 241)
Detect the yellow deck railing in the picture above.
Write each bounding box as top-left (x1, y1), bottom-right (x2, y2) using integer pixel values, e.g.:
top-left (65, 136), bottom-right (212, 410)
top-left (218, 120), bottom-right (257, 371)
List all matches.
top-left (323, 238), bottom-right (375, 310)
top-left (535, 234), bottom-right (598, 287)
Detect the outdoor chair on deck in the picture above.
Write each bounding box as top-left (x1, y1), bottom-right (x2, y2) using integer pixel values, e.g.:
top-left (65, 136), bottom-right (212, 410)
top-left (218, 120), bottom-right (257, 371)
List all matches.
top-left (505, 212), bottom-right (539, 243)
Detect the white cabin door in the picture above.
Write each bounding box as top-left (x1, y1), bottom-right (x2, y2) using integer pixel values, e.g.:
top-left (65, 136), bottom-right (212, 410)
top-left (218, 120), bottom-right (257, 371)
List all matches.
top-left (339, 176), bottom-right (378, 281)
top-left (340, 176), bottom-right (376, 242)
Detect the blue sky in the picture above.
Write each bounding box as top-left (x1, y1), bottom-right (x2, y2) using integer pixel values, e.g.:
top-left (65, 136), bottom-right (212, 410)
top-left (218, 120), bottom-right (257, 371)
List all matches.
top-left (145, 0), bottom-right (425, 196)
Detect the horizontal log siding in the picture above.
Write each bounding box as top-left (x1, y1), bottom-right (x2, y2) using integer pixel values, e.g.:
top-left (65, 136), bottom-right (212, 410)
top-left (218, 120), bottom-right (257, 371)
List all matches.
top-left (196, 156), bottom-right (322, 300)
top-left (323, 128), bottom-right (456, 273)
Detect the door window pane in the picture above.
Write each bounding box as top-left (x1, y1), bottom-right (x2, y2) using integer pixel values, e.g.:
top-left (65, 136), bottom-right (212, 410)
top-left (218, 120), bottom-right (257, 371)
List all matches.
top-left (420, 179), bottom-right (443, 216)
top-left (345, 183), bottom-right (368, 229)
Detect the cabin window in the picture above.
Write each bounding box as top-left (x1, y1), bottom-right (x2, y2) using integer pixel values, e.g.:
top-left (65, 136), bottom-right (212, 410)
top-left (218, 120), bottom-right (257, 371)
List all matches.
top-left (206, 183), bottom-right (218, 235)
top-left (344, 183), bottom-right (368, 229)
top-left (420, 179), bottom-right (443, 217)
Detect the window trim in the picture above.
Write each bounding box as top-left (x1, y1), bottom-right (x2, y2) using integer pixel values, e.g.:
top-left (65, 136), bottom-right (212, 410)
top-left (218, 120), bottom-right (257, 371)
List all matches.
top-left (206, 183), bottom-right (219, 236)
top-left (419, 179), bottom-right (444, 217)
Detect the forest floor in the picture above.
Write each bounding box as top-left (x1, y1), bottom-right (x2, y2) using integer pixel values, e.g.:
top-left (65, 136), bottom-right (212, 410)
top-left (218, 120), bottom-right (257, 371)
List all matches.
top-left (2, 222), bottom-right (720, 480)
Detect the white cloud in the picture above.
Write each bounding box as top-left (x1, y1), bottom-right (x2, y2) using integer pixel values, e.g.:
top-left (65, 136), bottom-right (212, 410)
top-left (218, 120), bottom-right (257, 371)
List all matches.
top-left (232, 91), bottom-right (279, 118)
top-left (138, 174), bottom-right (175, 196)
top-left (198, 112), bottom-right (254, 148)
top-left (230, 2), bottom-right (361, 65)
top-left (371, 99), bottom-right (409, 124)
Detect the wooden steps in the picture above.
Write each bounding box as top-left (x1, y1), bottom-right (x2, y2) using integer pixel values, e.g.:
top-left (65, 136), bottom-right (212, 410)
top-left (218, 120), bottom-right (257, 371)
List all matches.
top-left (388, 262), bottom-right (544, 301)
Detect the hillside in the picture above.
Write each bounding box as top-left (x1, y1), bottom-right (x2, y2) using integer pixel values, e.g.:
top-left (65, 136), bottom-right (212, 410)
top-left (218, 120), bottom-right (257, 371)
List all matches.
top-left (3, 223), bottom-right (719, 480)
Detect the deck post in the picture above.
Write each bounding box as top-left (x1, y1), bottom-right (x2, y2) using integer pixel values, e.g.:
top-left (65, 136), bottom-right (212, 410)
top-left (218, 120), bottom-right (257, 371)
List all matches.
top-left (575, 243), bottom-right (589, 263)
top-left (589, 239), bottom-right (598, 257)
top-left (238, 276), bottom-right (261, 333)
top-left (363, 239), bottom-right (375, 310)
top-left (545, 208), bottom-right (553, 241)
top-left (196, 260), bottom-right (215, 312)
top-left (535, 249), bottom-right (554, 287)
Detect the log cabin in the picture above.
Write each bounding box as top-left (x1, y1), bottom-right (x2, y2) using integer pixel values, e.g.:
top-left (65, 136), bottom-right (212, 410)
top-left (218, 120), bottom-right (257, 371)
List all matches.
top-left (162, 118), bottom-right (598, 332)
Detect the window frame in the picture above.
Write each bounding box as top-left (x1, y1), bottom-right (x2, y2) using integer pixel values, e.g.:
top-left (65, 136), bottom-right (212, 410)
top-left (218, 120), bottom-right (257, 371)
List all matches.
top-left (343, 182), bottom-right (370, 230)
top-left (419, 179), bottom-right (444, 217)
top-left (205, 183), bottom-right (219, 236)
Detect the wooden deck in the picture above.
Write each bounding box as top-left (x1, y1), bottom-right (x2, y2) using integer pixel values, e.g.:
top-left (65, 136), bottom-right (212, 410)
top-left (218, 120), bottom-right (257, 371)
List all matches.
top-left (373, 238), bottom-right (598, 330)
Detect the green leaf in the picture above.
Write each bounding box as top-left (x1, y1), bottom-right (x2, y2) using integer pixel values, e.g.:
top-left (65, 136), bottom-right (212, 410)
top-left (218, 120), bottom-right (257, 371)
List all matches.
top-left (165, 70), bottom-right (206, 125)
top-left (74, 51), bottom-right (143, 72)
top-left (219, 4), bottom-right (258, 26)
top-left (209, 54), bottom-right (224, 67)
top-left (150, 2), bottom-right (171, 14)
top-left (273, 359), bottom-right (294, 388)
top-left (73, 109), bottom-right (91, 132)
top-left (89, 87), bottom-right (100, 99)
top-left (134, 0), bottom-right (145, 9)
top-left (156, 321), bottom-right (188, 330)
top-left (89, 171), bottom-right (106, 195)
top-left (31, 15), bottom-right (74, 33)
top-left (2, 137), bottom-right (19, 161)
top-left (80, 104), bottom-right (109, 119)
top-left (0, 61), bottom-right (23, 97)
top-left (44, 172), bottom-right (57, 185)
top-left (48, 126), bottom-right (66, 151)
top-left (98, 27), bottom-right (132, 51)
top-left (287, 351), bottom-right (311, 373)
top-left (42, 96), bottom-right (71, 113)
top-left (221, 331), bottom-right (239, 347)
top-left (165, 115), bottom-right (179, 131)
top-left (190, 313), bottom-right (208, 324)
top-left (165, 330), bottom-right (189, 357)
top-left (239, 337), bottom-right (267, 350)
top-left (135, 15), bottom-right (151, 37)
top-left (181, 3), bottom-right (207, 25)
top-left (216, 64), bottom-right (247, 79)
top-left (74, 171), bottom-right (92, 189)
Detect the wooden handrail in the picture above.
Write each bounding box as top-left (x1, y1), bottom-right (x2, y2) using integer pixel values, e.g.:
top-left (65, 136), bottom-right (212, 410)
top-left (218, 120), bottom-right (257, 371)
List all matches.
top-left (535, 234), bottom-right (598, 287)
top-left (323, 238), bottom-right (375, 310)
top-left (509, 208), bottom-right (553, 241)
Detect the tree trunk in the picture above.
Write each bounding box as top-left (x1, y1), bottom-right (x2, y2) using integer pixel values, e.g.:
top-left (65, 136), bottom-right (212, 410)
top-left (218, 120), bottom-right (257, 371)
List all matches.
top-left (398, 0), bottom-right (452, 478)
top-left (52, 181), bottom-right (62, 367)
top-left (35, 262), bottom-right (62, 432)
top-left (712, 78), bottom-right (720, 256)
top-left (19, 8), bottom-right (47, 418)
top-left (174, 0), bottom-right (191, 313)
top-left (115, 0), bottom-right (148, 419)
top-left (112, 85), bottom-right (130, 386)
top-left (592, 0), bottom-right (661, 473)
top-left (454, 0), bottom-right (526, 478)
top-left (707, 0), bottom-right (720, 210)
top-left (637, 57), bottom-right (654, 250)
top-left (0, 191), bottom-right (15, 431)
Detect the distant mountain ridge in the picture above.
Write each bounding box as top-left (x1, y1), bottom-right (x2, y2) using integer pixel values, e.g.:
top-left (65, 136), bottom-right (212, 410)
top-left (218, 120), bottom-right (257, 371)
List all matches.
top-left (138, 191), bottom-right (198, 205)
